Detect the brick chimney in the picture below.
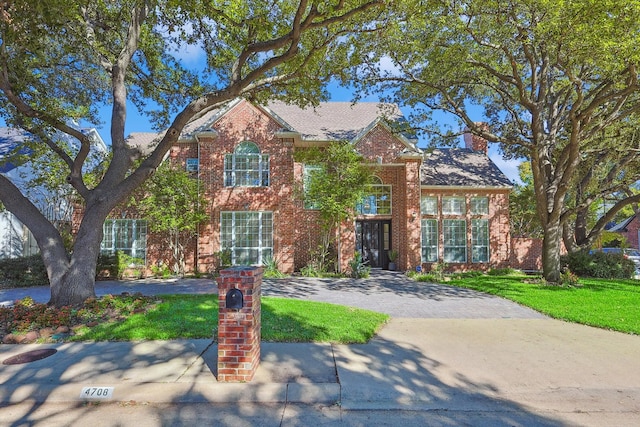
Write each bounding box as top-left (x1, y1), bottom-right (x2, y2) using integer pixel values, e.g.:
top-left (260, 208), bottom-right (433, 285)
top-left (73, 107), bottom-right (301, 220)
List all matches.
top-left (463, 122), bottom-right (488, 154)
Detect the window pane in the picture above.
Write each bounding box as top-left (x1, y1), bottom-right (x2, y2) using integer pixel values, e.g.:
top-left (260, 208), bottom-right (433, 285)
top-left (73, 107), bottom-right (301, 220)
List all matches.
top-left (443, 219), bottom-right (466, 262)
top-left (471, 197), bottom-right (489, 215)
top-left (421, 196), bottom-right (437, 215)
top-left (442, 197), bottom-right (466, 215)
top-left (472, 219), bottom-right (489, 262)
top-left (303, 165), bottom-right (322, 209)
top-left (357, 185), bottom-right (391, 215)
top-left (224, 143), bottom-right (269, 187)
top-left (100, 219), bottom-right (147, 262)
top-left (421, 219), bottom-right (438, 262)
top-left (186, 158), bottom-right (199, 172)
top-left (235, 141), bottom-right (260, 154)
top-left (220, 212), bottom-right (273, 265)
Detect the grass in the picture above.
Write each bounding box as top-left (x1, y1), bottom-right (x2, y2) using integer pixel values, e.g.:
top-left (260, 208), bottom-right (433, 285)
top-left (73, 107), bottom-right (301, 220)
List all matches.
top-left (55, 295), bottom-right (388, 344)
top-left (430, 273), bottom-right (640, 335)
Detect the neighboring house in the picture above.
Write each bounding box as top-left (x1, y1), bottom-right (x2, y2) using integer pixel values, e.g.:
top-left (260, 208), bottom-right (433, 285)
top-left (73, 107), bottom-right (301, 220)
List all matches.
top-left (609, 214), bottom-right (640, 249)
top-left (0, 127), bottom-right (107, 259)
top-left (121, 98), bottom-right (513, 274)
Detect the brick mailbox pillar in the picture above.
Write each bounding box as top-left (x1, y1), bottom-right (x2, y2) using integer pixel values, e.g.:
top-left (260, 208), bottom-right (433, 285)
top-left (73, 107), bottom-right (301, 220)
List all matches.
top-left (216, 266), bottom-right (262, 382)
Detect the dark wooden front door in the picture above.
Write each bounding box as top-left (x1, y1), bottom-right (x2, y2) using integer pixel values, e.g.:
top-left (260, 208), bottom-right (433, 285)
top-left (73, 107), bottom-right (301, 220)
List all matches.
top-left (356, 220), bottom-right (391, 268)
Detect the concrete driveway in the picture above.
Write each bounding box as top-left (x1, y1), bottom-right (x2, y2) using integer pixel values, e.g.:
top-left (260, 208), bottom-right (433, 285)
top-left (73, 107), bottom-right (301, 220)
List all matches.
top-left (262, 270), bottom-right (546, 319)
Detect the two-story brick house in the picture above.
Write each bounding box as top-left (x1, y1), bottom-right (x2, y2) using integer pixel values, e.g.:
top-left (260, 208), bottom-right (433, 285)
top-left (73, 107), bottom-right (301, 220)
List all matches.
top-left (119, 98), bottom-right (513, 275)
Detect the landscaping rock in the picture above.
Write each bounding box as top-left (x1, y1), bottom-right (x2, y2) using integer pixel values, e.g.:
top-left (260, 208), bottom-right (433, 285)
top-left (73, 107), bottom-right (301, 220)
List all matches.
top-left (39, 327), bottom-right (55, 338)
top-left (24, 331), bottom-right (40, 343)
top-left (2, 334), bottom-right (18, 344)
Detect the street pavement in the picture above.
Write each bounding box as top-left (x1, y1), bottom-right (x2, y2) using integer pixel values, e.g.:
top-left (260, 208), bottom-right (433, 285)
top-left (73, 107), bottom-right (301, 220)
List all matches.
top-left (1, 271), bottom-right (639, 426)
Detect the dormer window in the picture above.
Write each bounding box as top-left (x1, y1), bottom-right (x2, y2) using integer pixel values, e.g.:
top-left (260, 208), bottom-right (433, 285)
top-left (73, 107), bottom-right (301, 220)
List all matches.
top-left (224, 141), bottom-right (269, 187)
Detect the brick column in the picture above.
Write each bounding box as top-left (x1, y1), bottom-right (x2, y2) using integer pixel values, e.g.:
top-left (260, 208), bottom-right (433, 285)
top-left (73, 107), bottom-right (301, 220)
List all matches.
top-left (216, 266), bottom-right (262, 382)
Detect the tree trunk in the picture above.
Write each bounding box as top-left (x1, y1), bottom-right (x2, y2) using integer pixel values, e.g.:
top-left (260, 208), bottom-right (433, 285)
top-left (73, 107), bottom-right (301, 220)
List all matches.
top-left (47, 207), bottom-right (106, 307)
top-left (542, 220), bottom-right (562, 283)
top-left (49, 258), bottom-right (97, 307)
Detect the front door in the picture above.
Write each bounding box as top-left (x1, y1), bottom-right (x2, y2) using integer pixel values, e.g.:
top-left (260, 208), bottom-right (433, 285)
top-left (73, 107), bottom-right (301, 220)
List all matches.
top-left (356, 220), bottom-right (391, 268)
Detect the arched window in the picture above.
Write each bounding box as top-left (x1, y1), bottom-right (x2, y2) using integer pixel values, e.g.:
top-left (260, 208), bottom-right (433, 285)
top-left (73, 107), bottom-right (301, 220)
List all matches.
top-left (357, 176), bottom-right (391, 215)
top-left (224, 141), bottom-right (270, 187)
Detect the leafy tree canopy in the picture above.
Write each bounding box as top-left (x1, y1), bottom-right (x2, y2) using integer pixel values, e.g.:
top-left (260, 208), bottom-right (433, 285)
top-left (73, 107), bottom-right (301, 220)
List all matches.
top-left (0, 0), bottom-right (386, 306)
top-left (355, 0), bottom-right (640, 281)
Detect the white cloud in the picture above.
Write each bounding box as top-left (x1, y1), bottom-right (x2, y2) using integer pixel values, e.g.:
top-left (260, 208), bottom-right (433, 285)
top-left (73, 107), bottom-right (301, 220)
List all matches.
top-left (171, 42), bottom-right (206, 67)
top-left (377, 55), bottom-right (402, 76)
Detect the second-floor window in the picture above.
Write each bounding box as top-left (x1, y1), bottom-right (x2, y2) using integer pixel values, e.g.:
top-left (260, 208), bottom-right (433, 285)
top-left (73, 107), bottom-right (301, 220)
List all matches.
top-left (224, 141), bottom-right (269, 187)
top-left (303, 165), bottom-right (322, 209)
top-left (357, 177), bottom-right (391, 215)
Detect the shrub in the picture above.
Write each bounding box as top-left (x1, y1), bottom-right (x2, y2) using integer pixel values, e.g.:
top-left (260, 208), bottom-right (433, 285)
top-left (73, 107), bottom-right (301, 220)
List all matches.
top-left (96, 252), bottom-right (145, 279)
top-left (214, 249), bottom-right (232, 271)
top-left (262, 256), bottom-right (286, 279)
top-left (559, 269), bottom-right (580, 286)
top-left (561, 250), bottom-right (636, 279)
top-left (0, 255), bottom-right (49, 288)
top-left (150, 263), bottom-right (172, 279)
top-left (96, 253), bottom-right (119, 279)
top-left (348, 252), bottom-right (370, 279)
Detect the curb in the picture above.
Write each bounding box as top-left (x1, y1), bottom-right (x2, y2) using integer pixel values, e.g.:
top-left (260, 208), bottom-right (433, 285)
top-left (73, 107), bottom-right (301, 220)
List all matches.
top-left (0, 382), bottom-right (341, 405)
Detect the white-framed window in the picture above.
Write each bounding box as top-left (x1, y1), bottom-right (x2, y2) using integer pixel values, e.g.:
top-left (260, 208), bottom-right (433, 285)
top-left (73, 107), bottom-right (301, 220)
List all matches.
top-left (421, 219), bottom-right (438, 262)
top-left (443, 219), bottom-right (467, 263)
top-left (472, 219), bottom-right (490, 263)
top-left (421, 196), bottom-right (438, 215)
top-left (303, 165), bottom-right (322, 209)
top-left (442, 196), bottom-right (466, 215)
top-left (186, 158), bottom-right (199, 173)
top-left (101, 219), bottom-right (147, 262)
top-left (357, 177), bottom-right (391, 215)
top-left (470, 196), bottom-right (489, 215)
top-left (224, 141), bottom-right (269, 187)
top-left (220, 211), bottom-right (273, 265)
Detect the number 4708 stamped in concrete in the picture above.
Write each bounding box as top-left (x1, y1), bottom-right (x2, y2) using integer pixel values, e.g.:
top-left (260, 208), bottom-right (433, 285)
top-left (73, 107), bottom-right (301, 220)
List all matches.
top-left (80, 386), bottom-right (114, 400)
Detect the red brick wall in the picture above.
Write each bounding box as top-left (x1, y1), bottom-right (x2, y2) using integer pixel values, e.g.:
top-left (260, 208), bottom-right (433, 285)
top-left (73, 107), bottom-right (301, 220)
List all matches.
top-left (510, 237), bottom-right (542, 271)
top-left (617, 216), bottom-right (640, 249)
top-left (353, 125), bottom-right (422, 271)
top-left (184, 100), bottom-right (298, 274)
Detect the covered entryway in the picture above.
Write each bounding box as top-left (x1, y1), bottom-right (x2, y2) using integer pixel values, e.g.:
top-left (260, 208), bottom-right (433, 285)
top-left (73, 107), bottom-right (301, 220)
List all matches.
top-left (356, 220), bottom-right (391, 269)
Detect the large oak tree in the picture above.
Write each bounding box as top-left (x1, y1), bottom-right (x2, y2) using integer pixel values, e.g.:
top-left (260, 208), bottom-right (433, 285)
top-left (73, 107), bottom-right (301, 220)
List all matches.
top-left (357, 0), bottom-right (640, 282)
top-left (0, 0), bottom-right (385, 306)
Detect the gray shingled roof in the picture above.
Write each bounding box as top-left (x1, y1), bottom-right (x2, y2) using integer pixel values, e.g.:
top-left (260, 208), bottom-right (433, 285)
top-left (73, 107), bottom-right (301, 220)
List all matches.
top-left (126, 131), bottom-right (165, 156)
top-left (264, 101), bottom-right (404, 141)
top-left (609, 214), bottom-right (637, 232)
top-left (421, 148), bottom-right (513, 188)
top-left (126, 99), bottom-right (412, 148)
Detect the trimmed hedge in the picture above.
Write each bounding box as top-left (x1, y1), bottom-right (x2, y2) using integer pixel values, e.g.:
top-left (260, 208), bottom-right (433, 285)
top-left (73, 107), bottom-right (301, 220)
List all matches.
top-left (561, 250), bottom-right (637, 279)
top-left (1, 252), bottom-right (146, 288)
top-left (0, 255), bottom-right (49, 288)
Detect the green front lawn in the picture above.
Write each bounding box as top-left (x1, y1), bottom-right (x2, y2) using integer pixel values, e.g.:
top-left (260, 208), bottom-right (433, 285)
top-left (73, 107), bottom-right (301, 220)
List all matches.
top-left (437, 274), bottom-right (640, 334)
top-left (1, 294), bottom-right (389, 344)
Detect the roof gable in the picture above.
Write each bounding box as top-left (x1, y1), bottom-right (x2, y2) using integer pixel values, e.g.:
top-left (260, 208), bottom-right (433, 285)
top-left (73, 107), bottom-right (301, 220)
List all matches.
top-left (264, 101), bottom-right (405, 142)
top-left (609, 214), bottom-right (639, 232)
top-left (421, 148), bottom-right (512, 188)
